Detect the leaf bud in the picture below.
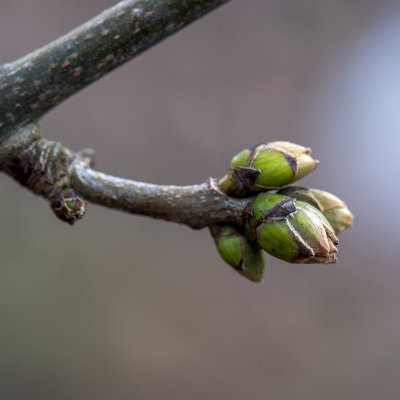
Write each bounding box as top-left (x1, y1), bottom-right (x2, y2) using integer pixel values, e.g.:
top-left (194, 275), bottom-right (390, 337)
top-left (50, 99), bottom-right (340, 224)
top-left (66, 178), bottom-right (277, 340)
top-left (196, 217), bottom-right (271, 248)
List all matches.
top-left (220, 141), bottom-right (319, 196)
top-left (210, 224), bottom-right (265, 282)
top-left (245, 193), bottom-right (338, 264)
top-left (277, 187), bottom-right (353, 234)
top-left (50, 188), bottom-right (86, 225)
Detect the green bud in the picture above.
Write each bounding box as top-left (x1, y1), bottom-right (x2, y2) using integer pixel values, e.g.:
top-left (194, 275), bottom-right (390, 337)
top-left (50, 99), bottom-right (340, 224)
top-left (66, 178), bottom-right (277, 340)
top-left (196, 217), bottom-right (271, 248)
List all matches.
top-left (220, 141), bottom-right (319, 196)
top-left (245, 193), bottom-right (338, 264)
top-left (210, 224), bottom-right (265, 282)
top-left (277, 187), bottom-right (353, 234)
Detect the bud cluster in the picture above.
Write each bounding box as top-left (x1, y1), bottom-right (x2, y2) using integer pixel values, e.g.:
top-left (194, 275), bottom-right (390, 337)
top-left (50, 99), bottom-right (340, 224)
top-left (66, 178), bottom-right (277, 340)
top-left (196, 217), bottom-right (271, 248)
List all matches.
top-left (210, 141), bottom-right (353, 281)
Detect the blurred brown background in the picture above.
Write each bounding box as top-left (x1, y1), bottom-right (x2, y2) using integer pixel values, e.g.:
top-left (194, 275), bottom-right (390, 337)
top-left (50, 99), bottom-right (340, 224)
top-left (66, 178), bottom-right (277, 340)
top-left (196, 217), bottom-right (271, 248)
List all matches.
top-left (1, 1), bottom-right (400, 399)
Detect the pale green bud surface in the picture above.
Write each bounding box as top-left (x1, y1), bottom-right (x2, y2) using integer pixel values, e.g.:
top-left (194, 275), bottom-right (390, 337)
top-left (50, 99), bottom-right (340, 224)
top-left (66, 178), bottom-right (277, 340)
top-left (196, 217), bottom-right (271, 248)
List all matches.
top-left (252, 148), bottom-right (294, 187)
top-left (246, 193), bottom-right (338, 264)
top-left (210, 224), bottom-right (265, 282)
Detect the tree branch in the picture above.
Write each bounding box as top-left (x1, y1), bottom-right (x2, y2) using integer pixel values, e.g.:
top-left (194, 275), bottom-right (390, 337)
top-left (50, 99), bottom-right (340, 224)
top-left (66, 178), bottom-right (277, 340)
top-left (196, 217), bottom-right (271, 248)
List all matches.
top-left (0, 124), bottom-right (250, 228)
top-left (0, 0), bottom-right (229, 137)
top-left (71, 165), bottom-right (249, 229)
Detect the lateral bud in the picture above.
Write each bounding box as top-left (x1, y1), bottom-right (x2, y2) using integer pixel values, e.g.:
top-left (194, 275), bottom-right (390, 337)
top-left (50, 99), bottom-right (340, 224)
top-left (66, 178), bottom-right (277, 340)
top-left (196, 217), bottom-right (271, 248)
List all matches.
top-left (50, 188), bottom-right (86, 225)
top-left (210, 224), bottom-right (265, 282)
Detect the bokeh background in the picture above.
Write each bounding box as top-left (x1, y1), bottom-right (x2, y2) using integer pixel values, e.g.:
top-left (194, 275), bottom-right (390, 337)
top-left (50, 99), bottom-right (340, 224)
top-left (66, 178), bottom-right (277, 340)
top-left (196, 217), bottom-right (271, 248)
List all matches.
top-left (1, 1), bottom-right (400, 399)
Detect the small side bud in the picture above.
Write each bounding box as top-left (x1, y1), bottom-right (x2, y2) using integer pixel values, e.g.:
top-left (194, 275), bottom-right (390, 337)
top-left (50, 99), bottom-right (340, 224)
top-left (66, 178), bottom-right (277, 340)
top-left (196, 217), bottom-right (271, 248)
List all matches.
top-left (210, 224), bottom-right (265, 282)
top-left (219, 166), bottom-right (261, 196)
top-left (50, 188), bottom-right (86, 225)
top-left (221, 142), bottom-right (319, 196)
top-left (278, 187), bottom-right (354, 234)
top-left (245, 193), bottom-right (338, 264)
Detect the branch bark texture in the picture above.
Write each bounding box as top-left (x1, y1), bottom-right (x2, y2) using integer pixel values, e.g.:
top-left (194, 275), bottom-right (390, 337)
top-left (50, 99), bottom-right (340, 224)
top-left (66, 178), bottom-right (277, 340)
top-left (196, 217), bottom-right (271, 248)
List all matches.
top-left (0, 126), bottom-right (249, 228)
top-left (71, 166), bottom-right (249, 229)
